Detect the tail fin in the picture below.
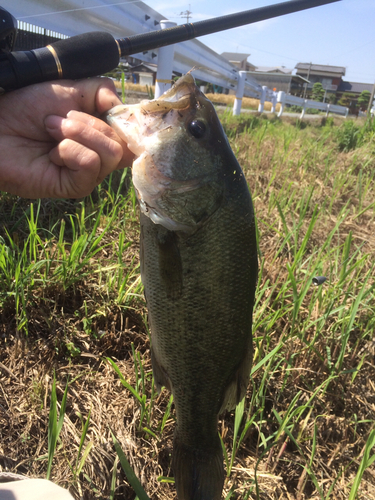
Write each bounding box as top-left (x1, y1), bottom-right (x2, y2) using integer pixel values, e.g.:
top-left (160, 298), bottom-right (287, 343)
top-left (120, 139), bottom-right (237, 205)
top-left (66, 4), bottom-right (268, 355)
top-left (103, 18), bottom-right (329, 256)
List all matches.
top-left (172, 432), bottom-right (224, 500)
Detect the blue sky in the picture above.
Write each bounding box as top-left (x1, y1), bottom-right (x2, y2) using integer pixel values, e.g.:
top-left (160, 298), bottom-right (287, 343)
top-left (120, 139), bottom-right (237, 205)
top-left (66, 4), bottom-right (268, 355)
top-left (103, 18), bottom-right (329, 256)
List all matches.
top-left (153, 0), bottom-right (375, 85)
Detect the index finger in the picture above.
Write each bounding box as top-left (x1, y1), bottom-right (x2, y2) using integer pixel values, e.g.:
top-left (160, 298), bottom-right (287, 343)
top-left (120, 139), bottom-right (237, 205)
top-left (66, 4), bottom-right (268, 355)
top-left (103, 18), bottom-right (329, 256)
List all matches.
top-left (72, 77), bottom-right (123, 115)
top-left (0, 77), bottom-right (123, 140)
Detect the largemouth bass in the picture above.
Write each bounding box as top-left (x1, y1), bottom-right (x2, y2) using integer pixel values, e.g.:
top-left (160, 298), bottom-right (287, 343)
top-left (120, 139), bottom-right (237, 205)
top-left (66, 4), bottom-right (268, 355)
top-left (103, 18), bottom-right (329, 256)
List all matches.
top-left (106, 74), bottom-right (258, 500)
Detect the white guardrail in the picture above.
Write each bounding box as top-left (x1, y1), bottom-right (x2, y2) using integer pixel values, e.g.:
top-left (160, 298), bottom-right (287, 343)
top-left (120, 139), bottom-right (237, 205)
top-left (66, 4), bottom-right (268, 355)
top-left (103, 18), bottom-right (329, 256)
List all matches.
top-left (4, 0), bottom-right (348, 118)
top-left (277, 92), bottom-right (349, 118)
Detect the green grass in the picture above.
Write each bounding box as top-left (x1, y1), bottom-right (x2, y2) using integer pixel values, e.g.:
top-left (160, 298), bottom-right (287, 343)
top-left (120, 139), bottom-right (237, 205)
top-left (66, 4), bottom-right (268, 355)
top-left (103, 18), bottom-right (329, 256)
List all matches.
top-left (1, 115), bottom-right (375, 499)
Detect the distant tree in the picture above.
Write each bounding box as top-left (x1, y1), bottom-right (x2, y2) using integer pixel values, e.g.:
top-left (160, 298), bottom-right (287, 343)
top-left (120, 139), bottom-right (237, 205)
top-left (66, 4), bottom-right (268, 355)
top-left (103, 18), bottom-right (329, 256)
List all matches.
top-left (357, 90), bottom-right (371, 110)
top-left (311, 82), bottom-right (325, 102)
top-left (338, 92), bottom-right (356, 107)
top-left (328, 93), bottom-right (337, 104)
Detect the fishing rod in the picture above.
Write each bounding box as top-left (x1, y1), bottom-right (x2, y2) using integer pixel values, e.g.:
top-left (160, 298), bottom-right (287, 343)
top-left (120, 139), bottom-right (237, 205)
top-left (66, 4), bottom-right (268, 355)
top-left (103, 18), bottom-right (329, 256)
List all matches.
top-left (0, 0), bottom-right (341, 92)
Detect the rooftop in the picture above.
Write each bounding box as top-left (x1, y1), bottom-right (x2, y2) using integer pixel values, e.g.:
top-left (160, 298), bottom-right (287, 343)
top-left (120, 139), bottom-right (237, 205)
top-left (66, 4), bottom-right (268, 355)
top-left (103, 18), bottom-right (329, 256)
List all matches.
top-left (247, 71), bottom-right (309, 84)
top-left (338, 81), bottom-right (373, 93)
top-left (295, 63), bottom-right (346, 75)
top-left (255, 66), bottom-right (292, 74)
top-left (221, 52), bottom-right (250, 63)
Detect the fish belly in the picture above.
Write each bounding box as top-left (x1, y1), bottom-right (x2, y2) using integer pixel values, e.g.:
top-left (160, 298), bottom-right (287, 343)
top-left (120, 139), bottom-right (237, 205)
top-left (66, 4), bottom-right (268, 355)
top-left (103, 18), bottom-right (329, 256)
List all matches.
top-left (140, 182), bottom-right (257, 500)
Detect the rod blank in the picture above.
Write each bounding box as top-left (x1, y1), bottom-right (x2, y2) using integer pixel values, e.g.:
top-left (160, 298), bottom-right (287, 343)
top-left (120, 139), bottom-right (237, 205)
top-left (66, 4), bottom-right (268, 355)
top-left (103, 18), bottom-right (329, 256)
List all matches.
top-left (117, 0), bottom-right (341, 56)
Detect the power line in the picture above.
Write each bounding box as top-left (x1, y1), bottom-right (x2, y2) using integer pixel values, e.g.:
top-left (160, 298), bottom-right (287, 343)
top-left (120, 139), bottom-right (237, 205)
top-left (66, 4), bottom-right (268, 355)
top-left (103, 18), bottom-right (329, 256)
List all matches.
top-left (179, 5), bottom-right (192, 23)
top-left (331, 38), bottom-right (375, 59)
top-left (207, 32), bottom-right (300, 63)
top-left (17, 0), bottom-right (145, 19)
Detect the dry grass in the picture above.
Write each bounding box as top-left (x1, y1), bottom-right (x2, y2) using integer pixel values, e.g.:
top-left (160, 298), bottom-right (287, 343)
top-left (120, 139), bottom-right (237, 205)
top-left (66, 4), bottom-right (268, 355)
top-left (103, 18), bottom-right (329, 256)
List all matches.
top-left (205, 93), bottom-right (280, 112)
top-left (113, 81), bottom-right (154, 94)
top-left (112, 81), bottom-right (277, 111)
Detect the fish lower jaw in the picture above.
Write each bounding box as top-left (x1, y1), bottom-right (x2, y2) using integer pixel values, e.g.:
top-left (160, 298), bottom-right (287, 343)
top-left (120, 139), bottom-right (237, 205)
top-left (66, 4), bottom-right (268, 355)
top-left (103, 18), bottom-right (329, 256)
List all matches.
top-left (133, 154), bottom-right (197, 233)
top-left (138, 197), bottom-right (195, 233)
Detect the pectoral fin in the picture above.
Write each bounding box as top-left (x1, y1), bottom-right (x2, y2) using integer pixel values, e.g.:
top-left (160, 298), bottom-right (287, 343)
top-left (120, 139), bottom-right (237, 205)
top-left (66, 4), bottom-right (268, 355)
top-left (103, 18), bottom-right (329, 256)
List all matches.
top-left (156, 228), bottom-right (183, 301)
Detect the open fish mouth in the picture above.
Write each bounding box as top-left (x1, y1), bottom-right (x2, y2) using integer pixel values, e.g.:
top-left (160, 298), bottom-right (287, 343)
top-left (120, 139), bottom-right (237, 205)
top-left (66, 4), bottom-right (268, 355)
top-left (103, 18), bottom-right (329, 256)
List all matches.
top-left (106, 74), bottom-right (200, 154)
top-left (106, 74), bottom-right (224, 233)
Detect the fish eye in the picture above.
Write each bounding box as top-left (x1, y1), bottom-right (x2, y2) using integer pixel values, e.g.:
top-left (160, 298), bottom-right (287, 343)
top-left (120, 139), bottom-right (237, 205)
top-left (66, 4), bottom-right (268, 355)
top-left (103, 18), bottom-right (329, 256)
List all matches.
top-left (188, 120), bottom-right (206, 139)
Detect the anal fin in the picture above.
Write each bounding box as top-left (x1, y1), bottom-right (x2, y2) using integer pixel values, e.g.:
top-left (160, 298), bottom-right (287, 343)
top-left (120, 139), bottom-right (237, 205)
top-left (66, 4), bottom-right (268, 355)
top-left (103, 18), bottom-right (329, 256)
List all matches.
top-left (151, 347), bottom-right (172, 393)
top-left (219, 344), bottom-right (253, 414)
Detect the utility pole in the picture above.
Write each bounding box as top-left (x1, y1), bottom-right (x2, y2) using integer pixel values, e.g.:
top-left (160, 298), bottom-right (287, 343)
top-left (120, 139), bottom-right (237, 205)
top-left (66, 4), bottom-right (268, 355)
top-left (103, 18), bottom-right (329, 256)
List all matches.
top-left (303, 61), bottom-right (312, 99)
top-left (180, 5), bottom-right (192, 23)
top-left (367, 81), bottom-right (375, 115)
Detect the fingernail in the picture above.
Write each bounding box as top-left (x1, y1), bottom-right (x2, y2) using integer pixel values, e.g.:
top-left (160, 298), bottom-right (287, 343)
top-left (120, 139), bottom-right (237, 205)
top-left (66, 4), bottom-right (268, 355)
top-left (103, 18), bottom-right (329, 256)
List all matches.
top-left (66, 110), bottom-right (82, 119)
top-left (45, 114), bottom-right (64, 130)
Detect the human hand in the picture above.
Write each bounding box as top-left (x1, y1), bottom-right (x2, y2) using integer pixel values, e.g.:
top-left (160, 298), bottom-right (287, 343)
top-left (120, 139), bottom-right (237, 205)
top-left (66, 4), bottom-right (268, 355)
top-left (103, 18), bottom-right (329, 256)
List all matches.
top-left (0, 77), bottom-right (134, 199)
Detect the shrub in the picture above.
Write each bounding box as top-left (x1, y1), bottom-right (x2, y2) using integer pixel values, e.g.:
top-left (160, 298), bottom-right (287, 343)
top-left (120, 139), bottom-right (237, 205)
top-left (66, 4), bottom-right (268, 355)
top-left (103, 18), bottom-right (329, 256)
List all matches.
top-left (357, 90), bottom-right (371, 111)
top-left (336, 121), bottom-right (361, 151)
top-left (311, 82), bottom-right (325, 102)
top-left (289, 105), bottom-right (303, 113)
top-left (338, 92), bottom-right (356, 107)
top-left (320, 116), bottom-right (334, 128)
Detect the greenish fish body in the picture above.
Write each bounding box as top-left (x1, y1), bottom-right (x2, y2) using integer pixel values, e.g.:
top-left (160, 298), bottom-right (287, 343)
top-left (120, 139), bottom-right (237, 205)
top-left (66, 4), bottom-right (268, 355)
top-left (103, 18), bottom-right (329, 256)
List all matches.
top-left (106, 74), bottom-right (258, 500)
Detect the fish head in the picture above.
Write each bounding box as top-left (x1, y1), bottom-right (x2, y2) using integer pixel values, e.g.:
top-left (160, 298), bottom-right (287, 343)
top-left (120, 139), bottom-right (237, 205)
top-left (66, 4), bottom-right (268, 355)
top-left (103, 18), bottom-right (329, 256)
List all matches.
top-left (106, 74), bottom-right (233, 233)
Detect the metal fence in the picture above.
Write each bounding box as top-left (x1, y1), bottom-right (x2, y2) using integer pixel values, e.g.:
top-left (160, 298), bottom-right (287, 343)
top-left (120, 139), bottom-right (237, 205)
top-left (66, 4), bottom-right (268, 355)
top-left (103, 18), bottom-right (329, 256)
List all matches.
top-left (14, 21), bottom-right (68, 51)
top-left (277, 91), bottom-right (348, 118)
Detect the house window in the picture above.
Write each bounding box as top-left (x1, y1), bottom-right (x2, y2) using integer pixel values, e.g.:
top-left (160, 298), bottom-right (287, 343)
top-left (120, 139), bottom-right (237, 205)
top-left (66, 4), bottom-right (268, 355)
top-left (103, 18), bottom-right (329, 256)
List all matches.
top-left (321, 77), bottom-right (333, 88)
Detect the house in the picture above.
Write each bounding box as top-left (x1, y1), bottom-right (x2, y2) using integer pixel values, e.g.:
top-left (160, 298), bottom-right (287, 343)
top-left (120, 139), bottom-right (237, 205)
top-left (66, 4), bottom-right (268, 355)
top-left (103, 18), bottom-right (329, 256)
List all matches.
top-left (249, 66), bottom-right (308, 93)
top-left (220, 52), bottom-right (256, 71)
top-left (336, 81), bottom-right (374, 112)
top-left (295, 63), bottom-right (346, 97)
top-left (220, 56), bottom-right (307, 94)
top-left (295, 62), bottom-right (374, 112)
top-left (128, 62), bottom-right (157, 86)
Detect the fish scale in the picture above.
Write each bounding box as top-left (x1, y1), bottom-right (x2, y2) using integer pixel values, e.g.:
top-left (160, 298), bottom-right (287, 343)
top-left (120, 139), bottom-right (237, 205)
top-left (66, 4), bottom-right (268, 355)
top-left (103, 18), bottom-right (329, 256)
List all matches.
top-left (106, 73), bottom-right (258, 500)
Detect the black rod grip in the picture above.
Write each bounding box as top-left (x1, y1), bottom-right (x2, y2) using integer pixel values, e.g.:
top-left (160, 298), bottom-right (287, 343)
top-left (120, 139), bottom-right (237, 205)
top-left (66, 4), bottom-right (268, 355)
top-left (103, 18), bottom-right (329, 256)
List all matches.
top-left (47, 31), bottom-right (119, 80)
top-left (0, 31), bottom-right (119, 91)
